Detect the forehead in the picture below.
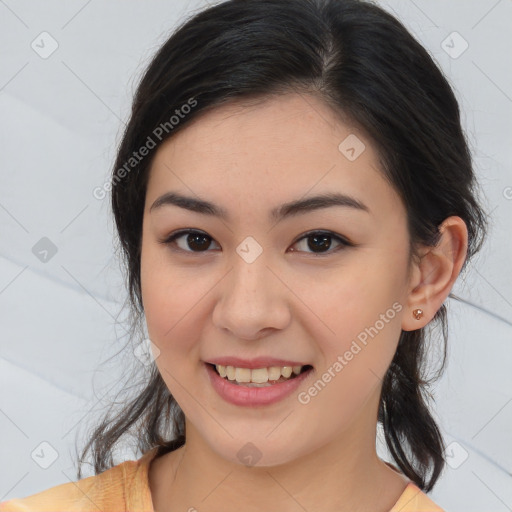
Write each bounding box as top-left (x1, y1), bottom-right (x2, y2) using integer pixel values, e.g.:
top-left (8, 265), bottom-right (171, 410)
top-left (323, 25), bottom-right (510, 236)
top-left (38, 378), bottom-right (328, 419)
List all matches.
top-left (146, 93), bottom-right (402, 223)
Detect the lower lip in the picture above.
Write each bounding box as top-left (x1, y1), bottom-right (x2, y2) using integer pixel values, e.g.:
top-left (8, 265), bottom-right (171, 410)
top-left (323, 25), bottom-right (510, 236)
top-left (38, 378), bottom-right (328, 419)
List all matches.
top-left (205, 363), bottom-right (313, 406)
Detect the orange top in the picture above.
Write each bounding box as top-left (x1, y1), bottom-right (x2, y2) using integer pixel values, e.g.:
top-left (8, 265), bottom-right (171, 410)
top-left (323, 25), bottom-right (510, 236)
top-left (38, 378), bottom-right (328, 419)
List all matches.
top-left (0, 447), bottom-right (444, 511)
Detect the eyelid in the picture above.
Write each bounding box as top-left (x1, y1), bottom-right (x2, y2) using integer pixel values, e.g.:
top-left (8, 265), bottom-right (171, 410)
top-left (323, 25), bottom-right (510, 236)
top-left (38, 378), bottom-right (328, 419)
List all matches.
top-left (289, 229), bottom-right (352, 256)
top-left (159, 229), bottom-right (220, 254)
top-left (159, 228), bottom-right (352, 255)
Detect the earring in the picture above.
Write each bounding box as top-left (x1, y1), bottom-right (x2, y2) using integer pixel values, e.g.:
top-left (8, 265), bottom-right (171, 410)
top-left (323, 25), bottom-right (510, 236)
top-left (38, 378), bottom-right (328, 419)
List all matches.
top-left (412, 308), bottom-right (423, 320)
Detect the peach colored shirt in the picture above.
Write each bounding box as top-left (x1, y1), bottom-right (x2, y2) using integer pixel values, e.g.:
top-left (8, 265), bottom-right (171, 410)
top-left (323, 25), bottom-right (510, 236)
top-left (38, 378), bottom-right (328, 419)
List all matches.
top-left (0, 447), bottom-right (444, 511)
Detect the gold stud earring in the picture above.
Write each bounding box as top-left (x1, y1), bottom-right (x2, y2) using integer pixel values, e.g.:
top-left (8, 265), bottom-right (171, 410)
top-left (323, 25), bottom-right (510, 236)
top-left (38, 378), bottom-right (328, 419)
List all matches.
top-left (412, 308), bottom-right (423, 320)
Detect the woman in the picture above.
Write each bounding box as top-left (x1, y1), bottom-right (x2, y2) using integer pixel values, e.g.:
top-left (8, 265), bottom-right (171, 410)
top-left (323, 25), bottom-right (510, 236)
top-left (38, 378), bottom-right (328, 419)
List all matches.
top-left (0, 0), bottom-right (488, 510)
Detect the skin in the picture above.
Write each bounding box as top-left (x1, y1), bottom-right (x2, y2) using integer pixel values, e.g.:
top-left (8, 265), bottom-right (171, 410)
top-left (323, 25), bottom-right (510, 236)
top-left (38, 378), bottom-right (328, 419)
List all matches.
top-left (140, 92), bottom-right (468, 512)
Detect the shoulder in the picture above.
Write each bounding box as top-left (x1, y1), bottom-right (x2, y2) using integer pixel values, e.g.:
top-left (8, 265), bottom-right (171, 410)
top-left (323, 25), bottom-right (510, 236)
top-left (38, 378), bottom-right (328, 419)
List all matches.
top-left (390, 482), bottom-right (445, 512)
top-left (0, 447), bottom-right (159, 512)
top-left (0, 463), bottom-right (128, 512)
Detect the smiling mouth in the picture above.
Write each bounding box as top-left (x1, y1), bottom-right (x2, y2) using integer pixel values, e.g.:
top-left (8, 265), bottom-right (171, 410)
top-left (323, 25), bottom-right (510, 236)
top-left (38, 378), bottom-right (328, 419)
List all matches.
top-left (207, 362), bottom-right (313, 387)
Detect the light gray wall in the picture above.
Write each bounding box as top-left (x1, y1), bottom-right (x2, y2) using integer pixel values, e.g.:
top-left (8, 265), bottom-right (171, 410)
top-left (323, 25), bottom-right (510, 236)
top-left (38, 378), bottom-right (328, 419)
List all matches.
top-left (1, 1), bottom-right (510, 510)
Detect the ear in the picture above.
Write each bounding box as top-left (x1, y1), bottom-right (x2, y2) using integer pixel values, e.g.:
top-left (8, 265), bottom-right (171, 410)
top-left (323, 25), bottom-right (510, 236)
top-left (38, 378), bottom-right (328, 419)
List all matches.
top-left (402, 216), bottom-right (468, 332)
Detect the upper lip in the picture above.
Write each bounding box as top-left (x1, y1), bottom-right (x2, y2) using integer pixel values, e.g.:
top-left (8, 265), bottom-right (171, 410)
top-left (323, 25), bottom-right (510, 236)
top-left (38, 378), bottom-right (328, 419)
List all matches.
top-left (205, 357), bottom-right (310, 369)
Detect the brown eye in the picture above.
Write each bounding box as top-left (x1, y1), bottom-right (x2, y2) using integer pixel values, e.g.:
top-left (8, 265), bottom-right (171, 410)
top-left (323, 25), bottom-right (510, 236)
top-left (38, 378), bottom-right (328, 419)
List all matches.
top-left (161, 230), bottom-right (220, 253)
top-left (289, 230), bottom-right (351, 255)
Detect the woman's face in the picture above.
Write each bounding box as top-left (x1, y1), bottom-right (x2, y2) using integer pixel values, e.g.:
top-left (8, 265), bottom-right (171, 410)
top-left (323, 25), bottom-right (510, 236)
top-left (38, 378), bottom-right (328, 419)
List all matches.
top-left (141, 93), bottom-right (415, 466)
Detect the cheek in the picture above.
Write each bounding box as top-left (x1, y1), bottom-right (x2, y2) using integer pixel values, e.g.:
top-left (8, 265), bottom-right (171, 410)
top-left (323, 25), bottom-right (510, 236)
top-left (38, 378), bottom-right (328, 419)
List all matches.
top-left (303, 251), bottom-right (406, 380)
top-left (141, 243), bottom-right (186, 343)
top-left (140, 243), bottom-right (215, 359)
top-left (299, 280), bottom-right (403, 427)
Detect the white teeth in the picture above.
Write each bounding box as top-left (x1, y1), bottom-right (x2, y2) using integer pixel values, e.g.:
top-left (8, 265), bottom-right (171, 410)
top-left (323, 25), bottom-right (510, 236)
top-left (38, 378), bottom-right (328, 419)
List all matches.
top-left (282, 366), bottom-right (293, 378)
top-left (268, 366), bottom-right (281, 381)
top-left (214, 364), bottom-right (305, 384)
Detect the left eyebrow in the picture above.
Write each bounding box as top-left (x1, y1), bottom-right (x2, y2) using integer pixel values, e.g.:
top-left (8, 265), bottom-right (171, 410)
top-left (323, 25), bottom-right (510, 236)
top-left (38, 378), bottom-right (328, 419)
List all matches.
top-left (149, 191), bottom-right (371, 222)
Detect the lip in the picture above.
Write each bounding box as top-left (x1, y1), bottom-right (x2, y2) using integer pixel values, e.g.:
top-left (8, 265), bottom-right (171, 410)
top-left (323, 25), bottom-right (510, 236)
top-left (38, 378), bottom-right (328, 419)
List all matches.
top-left (205, 356), bottom-right (309, 369)
top-left (204, 362), bottom-right (313, 407)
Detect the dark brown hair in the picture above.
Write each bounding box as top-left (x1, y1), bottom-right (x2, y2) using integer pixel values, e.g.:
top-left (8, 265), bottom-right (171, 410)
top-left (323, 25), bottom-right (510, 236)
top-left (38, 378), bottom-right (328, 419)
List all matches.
top-left (75, 0), bottom-right (489, 492)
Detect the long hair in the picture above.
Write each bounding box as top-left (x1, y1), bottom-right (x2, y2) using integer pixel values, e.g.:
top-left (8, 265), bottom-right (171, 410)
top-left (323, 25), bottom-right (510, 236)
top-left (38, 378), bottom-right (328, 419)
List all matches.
top-left (75, 0), bottom-right (489, 492)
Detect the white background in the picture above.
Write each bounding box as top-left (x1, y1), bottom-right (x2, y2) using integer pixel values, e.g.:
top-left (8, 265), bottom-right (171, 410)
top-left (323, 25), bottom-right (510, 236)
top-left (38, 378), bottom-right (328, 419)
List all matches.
top-left (0, 1), bottom-right (511, 510)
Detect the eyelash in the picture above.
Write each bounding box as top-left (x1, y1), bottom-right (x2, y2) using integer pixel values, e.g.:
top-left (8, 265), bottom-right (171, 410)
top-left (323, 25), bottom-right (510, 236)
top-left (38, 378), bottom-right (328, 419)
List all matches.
top-left (159, 229), bottom-right (353, 256)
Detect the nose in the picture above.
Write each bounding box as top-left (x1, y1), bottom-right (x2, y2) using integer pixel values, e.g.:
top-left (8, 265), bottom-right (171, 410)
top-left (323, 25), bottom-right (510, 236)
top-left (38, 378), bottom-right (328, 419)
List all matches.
top-left (212, 251), bottom-right (291, 341)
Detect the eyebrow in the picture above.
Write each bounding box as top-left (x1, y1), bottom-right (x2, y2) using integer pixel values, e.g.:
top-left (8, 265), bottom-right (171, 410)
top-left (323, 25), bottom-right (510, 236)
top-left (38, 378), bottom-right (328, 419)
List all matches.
top-left (149, 191), bottom-right (370, 221)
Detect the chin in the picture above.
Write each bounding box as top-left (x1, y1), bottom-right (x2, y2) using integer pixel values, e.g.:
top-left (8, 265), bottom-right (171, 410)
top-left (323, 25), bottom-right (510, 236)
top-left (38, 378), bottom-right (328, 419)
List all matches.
top-left (202, 432), bottom-right (309, 469)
